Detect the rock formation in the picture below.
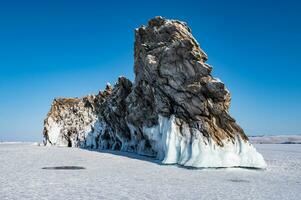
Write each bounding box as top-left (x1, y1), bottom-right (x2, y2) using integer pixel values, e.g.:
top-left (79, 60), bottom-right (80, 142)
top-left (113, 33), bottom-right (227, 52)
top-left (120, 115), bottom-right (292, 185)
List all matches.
top-left (43, 17), bottom-right (267, 168)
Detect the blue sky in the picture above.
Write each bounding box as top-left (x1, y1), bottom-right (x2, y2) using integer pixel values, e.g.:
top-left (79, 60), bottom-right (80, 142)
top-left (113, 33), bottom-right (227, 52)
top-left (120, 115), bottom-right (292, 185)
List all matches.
top-left (0, 0), bottom-right (300, 141)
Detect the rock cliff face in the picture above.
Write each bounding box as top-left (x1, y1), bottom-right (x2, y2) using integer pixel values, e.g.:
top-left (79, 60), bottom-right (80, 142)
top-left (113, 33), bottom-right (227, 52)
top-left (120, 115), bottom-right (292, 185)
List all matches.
top-left (43, 17), bottom-right (266, 168)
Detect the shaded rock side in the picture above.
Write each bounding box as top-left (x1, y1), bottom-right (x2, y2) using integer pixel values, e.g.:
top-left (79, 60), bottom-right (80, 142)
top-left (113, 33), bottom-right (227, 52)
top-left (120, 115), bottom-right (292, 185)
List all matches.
top-left (43, 17), bottom-right (266, 168)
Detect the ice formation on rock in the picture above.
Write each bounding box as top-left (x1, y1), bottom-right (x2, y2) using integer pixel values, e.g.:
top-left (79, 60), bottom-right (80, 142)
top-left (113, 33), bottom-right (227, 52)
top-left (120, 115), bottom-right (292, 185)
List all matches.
top-left (43, 17), bottom-right (267, 168)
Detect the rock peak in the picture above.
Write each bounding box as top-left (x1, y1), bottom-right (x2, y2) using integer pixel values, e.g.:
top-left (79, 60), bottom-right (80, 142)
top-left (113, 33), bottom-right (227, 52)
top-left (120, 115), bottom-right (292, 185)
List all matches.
top-left (148, 16), bottom-right (166, 26)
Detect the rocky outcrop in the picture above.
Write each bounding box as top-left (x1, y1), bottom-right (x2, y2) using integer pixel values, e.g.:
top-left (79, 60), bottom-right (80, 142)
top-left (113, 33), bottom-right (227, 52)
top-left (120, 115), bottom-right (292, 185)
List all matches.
top-left (43, 17), bottom-right (266, 168)
top-left (43, 96), bottom-right (98, 147)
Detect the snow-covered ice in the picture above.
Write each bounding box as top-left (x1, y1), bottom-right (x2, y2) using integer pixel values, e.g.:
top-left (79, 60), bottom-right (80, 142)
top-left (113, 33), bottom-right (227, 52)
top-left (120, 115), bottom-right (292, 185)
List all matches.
top-left (249, 135), bottom-right (301, 144)
top-left (0, 143), bottom-right (300, 200)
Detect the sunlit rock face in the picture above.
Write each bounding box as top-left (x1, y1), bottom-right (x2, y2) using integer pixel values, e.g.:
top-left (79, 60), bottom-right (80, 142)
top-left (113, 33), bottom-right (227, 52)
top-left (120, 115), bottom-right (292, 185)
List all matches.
top-left (43, 17), bottom-right (266, 168)
top-left (43, 97), bottom-right (99, 147)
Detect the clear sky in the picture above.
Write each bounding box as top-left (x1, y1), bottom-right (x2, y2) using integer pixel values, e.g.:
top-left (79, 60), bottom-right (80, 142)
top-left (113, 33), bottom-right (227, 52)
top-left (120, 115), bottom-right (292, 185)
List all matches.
top-left (0, 0), bottom-right (300, 141)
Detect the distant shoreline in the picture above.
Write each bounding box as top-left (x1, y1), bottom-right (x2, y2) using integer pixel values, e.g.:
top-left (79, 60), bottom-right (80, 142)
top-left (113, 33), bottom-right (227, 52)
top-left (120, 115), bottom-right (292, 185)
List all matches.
top-left (248, 135), bottom-right (301, 144)
top-left (2, 134), bottom-right (301, 145)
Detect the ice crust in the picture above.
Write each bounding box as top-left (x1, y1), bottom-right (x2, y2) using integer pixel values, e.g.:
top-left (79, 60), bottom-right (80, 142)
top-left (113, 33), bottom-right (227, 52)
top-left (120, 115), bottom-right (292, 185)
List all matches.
top-left (45, 117), bottom-right (62, 146)
top-left (46, 115), bottom-right (266, 168)
top-left (144, 115), bottom-right (267, 168)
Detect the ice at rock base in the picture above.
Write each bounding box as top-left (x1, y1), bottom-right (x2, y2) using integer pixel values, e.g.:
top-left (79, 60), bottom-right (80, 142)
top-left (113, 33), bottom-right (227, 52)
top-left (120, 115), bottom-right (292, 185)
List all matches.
top-left (46, 115), bottom-right (266, 169)
top-left (44, 117), bottom-right (63, 146)
top-left (143, 115), bottom-right (266, 168)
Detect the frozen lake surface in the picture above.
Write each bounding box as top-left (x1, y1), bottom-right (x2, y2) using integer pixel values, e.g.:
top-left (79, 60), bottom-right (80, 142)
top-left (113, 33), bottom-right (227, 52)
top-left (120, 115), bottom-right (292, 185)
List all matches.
top-left (249, 135), bottom-right (301, 144)
top-left (0, 143), bottom-right (300, 200)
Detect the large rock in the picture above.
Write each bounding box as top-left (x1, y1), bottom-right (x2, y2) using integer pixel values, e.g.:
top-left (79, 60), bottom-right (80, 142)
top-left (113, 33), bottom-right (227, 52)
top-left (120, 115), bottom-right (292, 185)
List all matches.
top-left (43, 96), bottom-right (98, 147)
top-left (43, 17), bottom-right (266, 168)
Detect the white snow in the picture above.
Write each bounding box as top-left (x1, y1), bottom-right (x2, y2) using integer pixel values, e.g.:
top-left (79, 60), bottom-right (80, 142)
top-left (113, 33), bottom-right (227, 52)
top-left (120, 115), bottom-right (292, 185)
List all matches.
top-left (0, 143), bottom-right (300, 200)
top-left (143, 115), bottom-right (266, 168)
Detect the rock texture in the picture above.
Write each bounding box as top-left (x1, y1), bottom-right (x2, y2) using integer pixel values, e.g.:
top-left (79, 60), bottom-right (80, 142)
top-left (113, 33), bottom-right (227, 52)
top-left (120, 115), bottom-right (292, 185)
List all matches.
top-left (43, 96), bottom-right (98, 147)
top-left (43, 17), bottom-right (266, 168)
